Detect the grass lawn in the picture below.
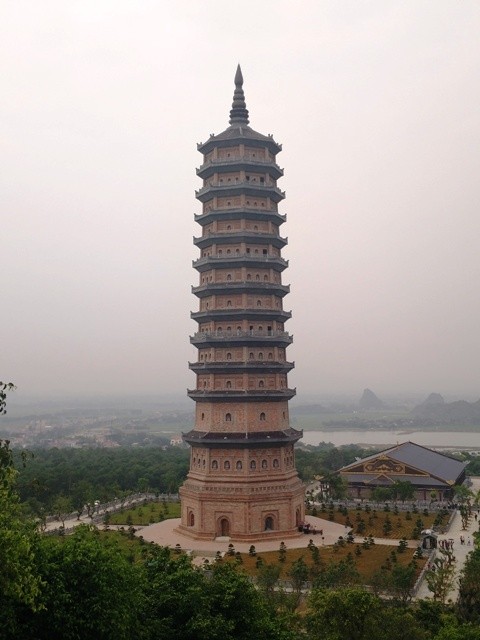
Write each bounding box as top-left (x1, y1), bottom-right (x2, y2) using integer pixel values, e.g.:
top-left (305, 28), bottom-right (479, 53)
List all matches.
top-left (223, 542), bottom-right (426, 584)
top-left (307, 505), bottom-right (449, 539)
top-left (109, 501), bottom-right (181, 525)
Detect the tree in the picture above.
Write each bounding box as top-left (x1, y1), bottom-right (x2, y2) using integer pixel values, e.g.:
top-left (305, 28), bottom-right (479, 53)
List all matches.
top-left (412, 599), bottom-right (453, 638)
top-left (457, 547), bottom-right (480, 624)
top-left (387, 562), bottom-right (417, 606)
top-left (326, 474), bottom-right (348, 500)
top-left (257, 562), bottom-right (281, 601)
top-left (459, 505), bottom-right (471, 530)
top-left (307, 588), bottom-right (381, 640)
top-left (206, 562), bottom-right (284, 640)
top-left (426, 547), bottom-right (456, 604)
top-left (0, 382), bottom-right (16, 414)
top-left (143, 551), bottom-right (284, 640)
top-left (0, 439), bottom-right (44, 636)
top-left (434, 622), bottom-right (480, 640)
top-left (313, 557), bottom-right (360, 589)
top-left (371, 486), bottom-right (393, 503)
top-left (52, 495), bottom-right (73, 528)
top-left (453, 484), bottom-right (473, 506)
top-left (288, 557), bottom-right (309, 605)
top-left (24, 525), bottom-right (142, 640)
top-left (392, 480), bottom-right (415, 503)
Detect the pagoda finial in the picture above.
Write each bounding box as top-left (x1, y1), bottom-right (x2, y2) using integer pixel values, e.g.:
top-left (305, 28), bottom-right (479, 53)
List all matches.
top-left (229, 64), bottom-right (249, 125)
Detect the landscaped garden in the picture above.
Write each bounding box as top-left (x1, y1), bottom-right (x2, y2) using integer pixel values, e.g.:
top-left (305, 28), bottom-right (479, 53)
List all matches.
top-left (108, 500), bottom-right (180, 525)
top-left (307, 503), bottom-right (451, 539)
top-left (219, 537), bottom-right (426, 591)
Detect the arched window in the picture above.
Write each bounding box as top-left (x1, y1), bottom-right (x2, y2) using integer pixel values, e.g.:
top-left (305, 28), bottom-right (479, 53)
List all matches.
top-left (226, 381), bottom-right (232, 389)
top-left (226, 352), bottom-right (232, 360)
top-left (247, 274), bottom-right (252, 280)
top-left (258, 352), bottom-right (263, 360)
top-left (236, 460), bottom-right (242, 470)
top-left (257, 300), bottom-right (262, 307)
top-left (262, 459), bottom-right (268, 469)
top-left (268, 352), bottom-right (273, 360)
top-left (201, 412), bottom-right (205, 420)
top-left (259, 380), bottom-right (265, 388)
top-left (273, 459), bottom-right (279, 468)
top-left (212, 460), bottom-right (218, 470)
top-left (255, 274), bottom-right (260, 281)
top-left (260, 412), bottom-right (266, 421)
top-left (250, 460), bottom-right (256, 470)
top-left (217, 327), bottom-right (223, 334)
top-left (227, 274), bottom-right (232, 281)
top-left (227, 225), bottom-right (231, 230)
top-left (264, 274), bottom-right (268, 281)
top-left (203, 459), bottom-right (206, 468)
top-left (218, 249), bottom-right (223, 256)
top-left (227, 249), bottom-right (231, 254)
top-left (227, 300), bottom-right (232, 307)
top-left (225, 413), bottom-right (232, 422)
top-left (188, 511), bottom-right (195, 526)
top-left (265, 516), bottom-right (274, 531)
top-left (249, 352), bottom-right (254, 360)
top-left (224, 460), bottom-right (230, 470)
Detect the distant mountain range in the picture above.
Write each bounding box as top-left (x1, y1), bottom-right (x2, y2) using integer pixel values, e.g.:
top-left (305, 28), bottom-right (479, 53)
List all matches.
top-left (412, 393), bottom-right (480, 424)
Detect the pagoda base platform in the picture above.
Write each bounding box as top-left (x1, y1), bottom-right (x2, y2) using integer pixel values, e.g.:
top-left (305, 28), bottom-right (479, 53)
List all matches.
top-left (138, 516), bottom-right (346, 554)
top-left (175, 523), bottom-right (303, 543)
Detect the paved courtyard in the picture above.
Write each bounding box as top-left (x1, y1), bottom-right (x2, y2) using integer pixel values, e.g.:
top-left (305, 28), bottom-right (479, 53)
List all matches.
top-left (415, 476), bottom-right (480, 601)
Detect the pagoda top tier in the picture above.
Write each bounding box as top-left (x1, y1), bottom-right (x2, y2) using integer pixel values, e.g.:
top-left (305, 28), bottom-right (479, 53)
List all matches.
top-left (197, 65), bottom-right (282, 156)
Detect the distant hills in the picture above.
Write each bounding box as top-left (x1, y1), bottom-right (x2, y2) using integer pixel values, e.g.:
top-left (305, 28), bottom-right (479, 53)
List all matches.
top-left (359, 388), bottom-right (384, 410)
top-left (412, 394), bottom-right (480, 424)
top-left (290, 389), bottom-right (480, 428)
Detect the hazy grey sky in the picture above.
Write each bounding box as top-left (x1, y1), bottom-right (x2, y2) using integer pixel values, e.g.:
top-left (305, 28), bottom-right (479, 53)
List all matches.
top-left (2, 0), bottom-right (480, 400)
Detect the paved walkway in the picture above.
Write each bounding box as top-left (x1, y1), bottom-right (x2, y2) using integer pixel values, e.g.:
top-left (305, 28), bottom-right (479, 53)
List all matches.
top-left (415, 477), bottom-right (480, 601)
top-left (137, 514), bottom-right (411, 557)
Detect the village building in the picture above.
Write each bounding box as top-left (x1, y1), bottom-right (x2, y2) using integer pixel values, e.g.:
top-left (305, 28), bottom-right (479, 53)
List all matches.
top-left (338, 441), bottom-right (466, 501)
top-left (177, 66), bottom-right (305, 541)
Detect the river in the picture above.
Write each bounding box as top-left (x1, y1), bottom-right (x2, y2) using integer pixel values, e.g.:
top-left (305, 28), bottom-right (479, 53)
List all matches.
top-left (301, 429), bottom-right (480, 450)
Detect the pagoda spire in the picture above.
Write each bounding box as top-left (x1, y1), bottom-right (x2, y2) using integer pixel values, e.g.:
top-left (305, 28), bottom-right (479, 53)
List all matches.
top-left (229, 64), bottom-right (249, 125)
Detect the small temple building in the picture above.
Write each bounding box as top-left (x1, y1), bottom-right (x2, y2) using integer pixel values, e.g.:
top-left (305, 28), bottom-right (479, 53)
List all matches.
top-left (177, 66), bottom-right (305, 541)
top-left (338, 441), bottom-right (466, 501)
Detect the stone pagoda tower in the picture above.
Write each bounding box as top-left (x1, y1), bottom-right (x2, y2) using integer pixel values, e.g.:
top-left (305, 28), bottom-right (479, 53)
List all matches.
top-left (178, 66), bottom-right (304, 541)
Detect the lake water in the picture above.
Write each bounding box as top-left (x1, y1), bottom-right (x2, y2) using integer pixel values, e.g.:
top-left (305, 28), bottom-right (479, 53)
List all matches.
top-left (302, 429), bottom-right (480, 450)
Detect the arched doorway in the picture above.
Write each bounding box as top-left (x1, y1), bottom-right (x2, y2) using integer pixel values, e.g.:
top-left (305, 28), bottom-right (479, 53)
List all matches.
top-left (264, 516), bottom-right (274, 531)
top-left (219, 517), bottom-right (230, 537)
top-left (295, 508), bottom-right (302, 527)
top-left (188, 511), bottom-right (195, 527)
